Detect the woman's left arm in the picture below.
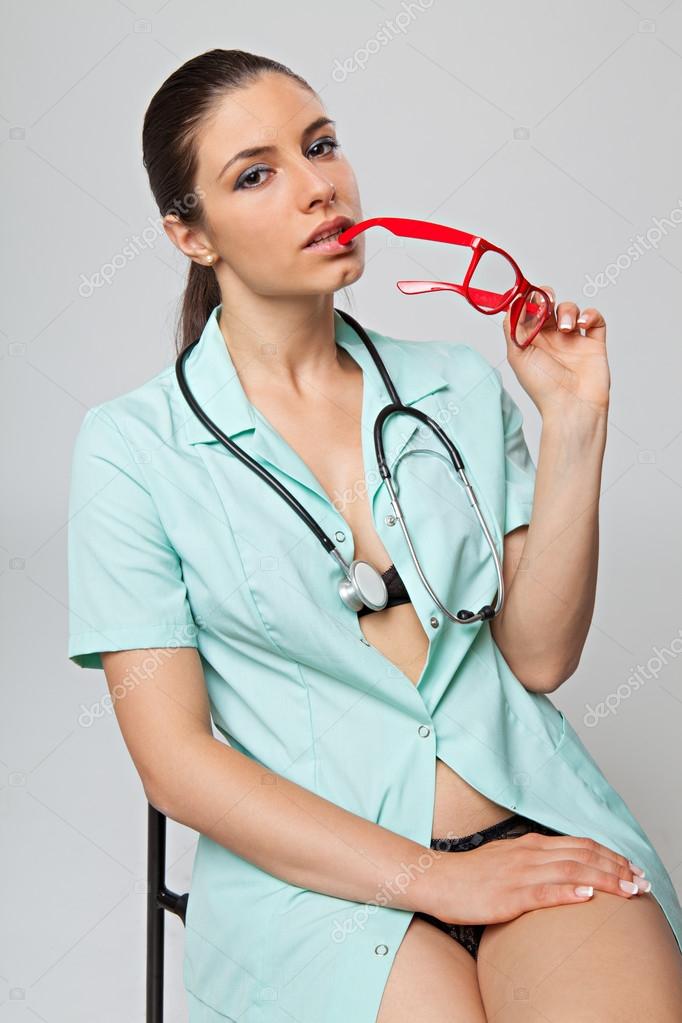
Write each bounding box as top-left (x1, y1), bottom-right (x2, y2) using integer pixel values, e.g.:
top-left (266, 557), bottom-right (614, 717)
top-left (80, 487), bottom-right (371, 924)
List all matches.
top-left (489, 287), bottom-right (611, 695)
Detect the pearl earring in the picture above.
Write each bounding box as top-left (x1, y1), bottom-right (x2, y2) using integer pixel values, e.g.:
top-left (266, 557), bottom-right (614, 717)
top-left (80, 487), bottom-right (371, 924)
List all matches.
top-left (206, 255), bottom-right (214, 265)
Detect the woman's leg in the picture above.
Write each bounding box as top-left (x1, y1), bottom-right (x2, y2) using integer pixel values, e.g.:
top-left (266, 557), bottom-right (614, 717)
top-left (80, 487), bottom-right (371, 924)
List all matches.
top-left (476, 876), bottom-right (682, 1021)
top-left (377, 815), bottom-right (536, 1022)
top-left (376, 915), bottom-right (488, 1022)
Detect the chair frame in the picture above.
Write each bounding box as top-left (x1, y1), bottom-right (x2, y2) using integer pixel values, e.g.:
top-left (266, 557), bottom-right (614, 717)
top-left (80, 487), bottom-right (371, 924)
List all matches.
top-left (147, 802), bottom-right (189, 1021)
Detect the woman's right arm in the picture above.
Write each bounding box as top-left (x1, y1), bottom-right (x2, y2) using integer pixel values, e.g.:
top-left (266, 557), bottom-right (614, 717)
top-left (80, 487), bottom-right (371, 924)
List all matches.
top-left (102, 645), bottom-right (445, 915)
top-left (101, 646), bottom-right (648, 924)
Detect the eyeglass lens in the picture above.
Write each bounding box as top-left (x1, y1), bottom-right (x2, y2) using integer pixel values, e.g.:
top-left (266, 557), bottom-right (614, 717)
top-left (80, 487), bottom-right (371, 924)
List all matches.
top-left (515, 289), bottom-right (549, 345)
top-left (467, 251), bottom-right (548, 343)
top-left (467, 250), bottom-right (518, 312)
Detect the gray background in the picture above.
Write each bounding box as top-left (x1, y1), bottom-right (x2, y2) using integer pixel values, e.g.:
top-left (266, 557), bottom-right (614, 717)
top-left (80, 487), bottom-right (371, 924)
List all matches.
top-left (3, 0), bottom-right (682, 1018)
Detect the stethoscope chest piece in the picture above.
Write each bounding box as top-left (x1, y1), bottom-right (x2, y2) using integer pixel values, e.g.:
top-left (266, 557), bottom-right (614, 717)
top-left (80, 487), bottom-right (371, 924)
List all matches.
top-left (338, 560), bottom-right (388, 613)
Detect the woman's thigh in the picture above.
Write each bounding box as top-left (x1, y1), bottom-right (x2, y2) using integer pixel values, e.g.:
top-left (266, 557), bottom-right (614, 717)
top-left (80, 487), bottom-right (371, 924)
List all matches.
top-left (376, 915), bottom-right (487, 1023)
top-left (476, 889), bottom-right (682, 1022)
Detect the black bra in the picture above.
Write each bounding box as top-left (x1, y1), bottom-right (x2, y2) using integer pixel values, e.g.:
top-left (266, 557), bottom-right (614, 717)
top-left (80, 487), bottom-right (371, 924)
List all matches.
top-left (357, 563), bottom-right (412, 617)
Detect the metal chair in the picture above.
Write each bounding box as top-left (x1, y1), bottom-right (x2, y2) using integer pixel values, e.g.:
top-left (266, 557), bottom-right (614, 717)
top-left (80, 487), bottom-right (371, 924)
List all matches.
top-left (147, 802), bottom-right (189, 1022)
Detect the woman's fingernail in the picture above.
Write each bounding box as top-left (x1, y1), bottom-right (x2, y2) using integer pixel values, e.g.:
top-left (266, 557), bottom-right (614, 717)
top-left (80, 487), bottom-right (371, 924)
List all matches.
top-left (628, 860), bottom-right (646, 877)
top-left (635, 878), bottom-right (652, 893)
top-left (619, 879), bottom-right (638, 894)
top-left (577, 314), bottom-right (588, 325)
top-left (559, 314), bottom-right (572, 330)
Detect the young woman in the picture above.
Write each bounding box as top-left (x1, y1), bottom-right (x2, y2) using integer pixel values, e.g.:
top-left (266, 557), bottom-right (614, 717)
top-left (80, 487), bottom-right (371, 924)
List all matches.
top-left (68, 48), bottom-right (682, 1022)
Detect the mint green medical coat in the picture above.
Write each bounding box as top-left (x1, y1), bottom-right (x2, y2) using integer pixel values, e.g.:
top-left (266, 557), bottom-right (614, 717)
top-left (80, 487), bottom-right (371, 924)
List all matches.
top-left (68, 304), bottom-right (682, 1022)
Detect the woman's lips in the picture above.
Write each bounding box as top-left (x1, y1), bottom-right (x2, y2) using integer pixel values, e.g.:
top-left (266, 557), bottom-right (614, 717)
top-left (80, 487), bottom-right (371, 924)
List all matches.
top-left (303, 229), bottom-right (356, 254)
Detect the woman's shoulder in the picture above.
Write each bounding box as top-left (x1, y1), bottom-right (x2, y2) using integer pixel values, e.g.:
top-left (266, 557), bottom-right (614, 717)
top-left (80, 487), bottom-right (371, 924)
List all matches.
top-left (74, 361), bottom-right (181, 450)
top-left (367, 323), bottom-right (503, 395)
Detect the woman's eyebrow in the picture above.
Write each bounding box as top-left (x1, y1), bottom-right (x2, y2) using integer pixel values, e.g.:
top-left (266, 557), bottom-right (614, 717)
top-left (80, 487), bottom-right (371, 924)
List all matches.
top-left (216, 116), bottom-right (336, 182)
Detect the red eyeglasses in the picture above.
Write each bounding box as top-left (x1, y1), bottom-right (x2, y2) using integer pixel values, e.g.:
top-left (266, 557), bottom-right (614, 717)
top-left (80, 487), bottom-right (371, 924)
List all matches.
top-left (337, 216), bottom-right (552, 349)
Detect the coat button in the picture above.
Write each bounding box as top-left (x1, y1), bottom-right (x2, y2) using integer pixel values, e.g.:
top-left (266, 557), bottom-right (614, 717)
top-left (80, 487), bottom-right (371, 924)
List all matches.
top-left (374, 944), bottom-right (389, 955)
top-left (418, 725), bottom-right (431, 738)
top-left (385, 515), bottom-right (396, 526)
top-left (335, 531), bottom-right (346, 543)
top-left (430, 616), bottom-right (439, 629)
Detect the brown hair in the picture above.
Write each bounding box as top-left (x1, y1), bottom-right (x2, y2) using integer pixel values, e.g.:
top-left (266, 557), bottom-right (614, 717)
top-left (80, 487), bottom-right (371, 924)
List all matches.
top-left (142, 48), bottom-right (354, 354)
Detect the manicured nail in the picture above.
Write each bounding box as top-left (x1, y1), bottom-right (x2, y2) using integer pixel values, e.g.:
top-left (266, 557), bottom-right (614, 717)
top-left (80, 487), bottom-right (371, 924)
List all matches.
top-left (619, 879), bottom-right (638, 894)
top-left (628, 860), bottom-right (646, 877)
top-left (577, 314), bottom-right (588, 325)
top-left (559, 314), bottom-right (572, 330)
top-left (575, 886), bottom-right (594, 897)
top-left (634, 877), bottom-right (652, 893)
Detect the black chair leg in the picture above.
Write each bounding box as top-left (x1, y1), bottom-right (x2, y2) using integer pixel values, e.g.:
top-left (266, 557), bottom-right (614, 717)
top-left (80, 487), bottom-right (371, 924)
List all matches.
top-left (147, 802), bottom-right (190, 1022)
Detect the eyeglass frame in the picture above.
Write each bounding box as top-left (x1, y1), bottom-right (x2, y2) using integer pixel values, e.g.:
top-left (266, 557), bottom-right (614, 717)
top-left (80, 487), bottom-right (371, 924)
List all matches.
top-left (337, 216), bottom-right (552, 349)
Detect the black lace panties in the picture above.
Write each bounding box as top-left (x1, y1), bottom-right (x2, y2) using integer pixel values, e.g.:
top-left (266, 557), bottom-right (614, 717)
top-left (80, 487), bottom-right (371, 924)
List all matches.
top-left (413, 812), bottom-right (566, 959)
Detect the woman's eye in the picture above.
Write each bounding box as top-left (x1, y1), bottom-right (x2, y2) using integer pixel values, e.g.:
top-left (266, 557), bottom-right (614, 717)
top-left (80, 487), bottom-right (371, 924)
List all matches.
top-left (308, 137), bottom-right (341, 159)
top-left (234, 137), bottom-right (341, 190)
top-left (235, 166), bottom-right (270, 190)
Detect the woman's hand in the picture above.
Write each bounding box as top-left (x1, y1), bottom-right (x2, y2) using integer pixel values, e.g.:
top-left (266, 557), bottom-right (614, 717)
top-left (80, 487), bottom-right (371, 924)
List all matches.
top-left (430, 831), bottom-right (650, 927)
top-left (502, 285), bottom-right (611, 420)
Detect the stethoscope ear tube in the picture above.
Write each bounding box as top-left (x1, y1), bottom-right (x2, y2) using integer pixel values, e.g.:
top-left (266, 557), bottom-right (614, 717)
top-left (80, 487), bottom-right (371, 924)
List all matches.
top-left (176, 308), bottom-right (505, 625)
top-left (372, 389), bottom-right (504, 624)
top-left (382, 472), bottom-right (503, 623)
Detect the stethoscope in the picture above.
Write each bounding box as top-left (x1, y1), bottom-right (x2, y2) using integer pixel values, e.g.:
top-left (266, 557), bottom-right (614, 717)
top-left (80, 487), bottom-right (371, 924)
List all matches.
top-left (175, 307), bottom-right (504, 624)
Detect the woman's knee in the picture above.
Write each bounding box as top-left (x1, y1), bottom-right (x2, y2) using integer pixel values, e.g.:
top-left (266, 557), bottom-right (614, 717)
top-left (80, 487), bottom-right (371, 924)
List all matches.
top-left (376, 915), bottom-right (488, 1023)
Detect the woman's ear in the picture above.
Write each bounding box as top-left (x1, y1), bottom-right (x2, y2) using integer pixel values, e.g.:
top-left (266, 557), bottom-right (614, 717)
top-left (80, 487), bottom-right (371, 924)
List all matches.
top-left (162, 212), bottom-right (213, 265)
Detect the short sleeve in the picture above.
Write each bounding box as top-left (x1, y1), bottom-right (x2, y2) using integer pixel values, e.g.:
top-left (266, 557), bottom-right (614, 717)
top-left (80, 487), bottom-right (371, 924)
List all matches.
top-left (494, 368), bottom-right (537, 536)
top-left (67, 406), bottom-right (199, 670)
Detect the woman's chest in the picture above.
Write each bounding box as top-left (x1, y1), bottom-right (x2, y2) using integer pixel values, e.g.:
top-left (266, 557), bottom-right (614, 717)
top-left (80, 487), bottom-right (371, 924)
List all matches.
top-left (260, 400), bottom-right (435, 682)
top-left (154, 384), bottom-right (504, 680)
top-left (262, 392), bottom-right (395, 571)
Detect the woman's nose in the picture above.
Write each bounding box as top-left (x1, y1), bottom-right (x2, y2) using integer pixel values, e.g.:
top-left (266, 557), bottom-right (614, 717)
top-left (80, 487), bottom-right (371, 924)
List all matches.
top-left (293, 160), bottom-right (336, 204)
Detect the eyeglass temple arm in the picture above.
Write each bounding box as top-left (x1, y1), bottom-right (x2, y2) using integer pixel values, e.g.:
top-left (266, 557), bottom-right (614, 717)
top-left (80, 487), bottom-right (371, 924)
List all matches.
top-left (337, 218), bottom-right (545, 317)
top-left (397, 280), bottom-right (538, 310)
top-left (337, 216), bottom-right (477, 248)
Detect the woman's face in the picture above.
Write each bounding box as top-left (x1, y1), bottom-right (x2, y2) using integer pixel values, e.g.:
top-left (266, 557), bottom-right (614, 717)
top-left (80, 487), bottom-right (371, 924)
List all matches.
top-left (186, 73), bottom-right (366, 297)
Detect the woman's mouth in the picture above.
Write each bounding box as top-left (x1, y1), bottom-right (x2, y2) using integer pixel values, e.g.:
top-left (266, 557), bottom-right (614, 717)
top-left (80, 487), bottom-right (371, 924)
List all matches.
top-left (303, 228), bottom-right (356, 254)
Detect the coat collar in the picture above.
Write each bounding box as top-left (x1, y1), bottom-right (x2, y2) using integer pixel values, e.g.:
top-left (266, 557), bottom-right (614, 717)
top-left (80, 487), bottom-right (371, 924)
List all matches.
top-left (178, 303), bottom-right (449, 506)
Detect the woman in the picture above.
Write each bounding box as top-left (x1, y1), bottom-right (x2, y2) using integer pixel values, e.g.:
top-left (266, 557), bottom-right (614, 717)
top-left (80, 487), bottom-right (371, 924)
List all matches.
top-left (67, 49), bottom-right (682, 1022)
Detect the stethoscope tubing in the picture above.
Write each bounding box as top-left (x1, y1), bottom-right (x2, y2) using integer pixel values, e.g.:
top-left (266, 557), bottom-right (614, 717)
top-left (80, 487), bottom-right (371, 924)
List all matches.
top-left (175, 307), bottom-right (504, 624)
